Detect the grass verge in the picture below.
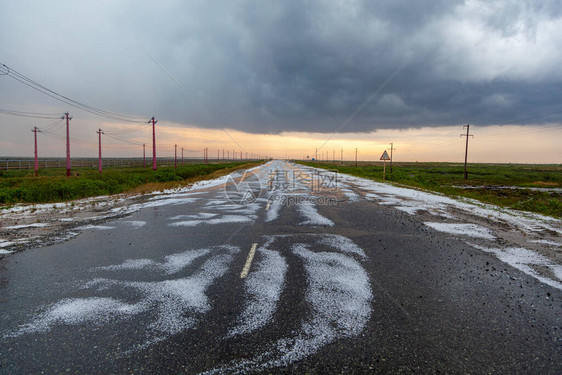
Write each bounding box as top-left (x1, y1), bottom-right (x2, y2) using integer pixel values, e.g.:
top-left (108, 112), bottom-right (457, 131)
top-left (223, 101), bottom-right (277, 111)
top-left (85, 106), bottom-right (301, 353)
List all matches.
top-left (299, 161), bottom-right (562, 218)
top-left (0, 161), bottom-right (263, 206)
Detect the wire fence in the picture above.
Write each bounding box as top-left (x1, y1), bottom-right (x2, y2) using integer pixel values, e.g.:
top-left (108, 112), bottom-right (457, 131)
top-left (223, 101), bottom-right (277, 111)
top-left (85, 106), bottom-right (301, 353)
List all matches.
top-left (0, 157), bottom-right (257, 171)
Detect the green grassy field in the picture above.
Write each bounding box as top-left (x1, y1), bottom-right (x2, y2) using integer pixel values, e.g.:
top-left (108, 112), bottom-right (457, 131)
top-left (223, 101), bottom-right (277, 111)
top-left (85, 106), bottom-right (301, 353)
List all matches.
top-left (0, 162), bottom-right (260, 206)
top-left (300, 161), bottom-right (562, 218)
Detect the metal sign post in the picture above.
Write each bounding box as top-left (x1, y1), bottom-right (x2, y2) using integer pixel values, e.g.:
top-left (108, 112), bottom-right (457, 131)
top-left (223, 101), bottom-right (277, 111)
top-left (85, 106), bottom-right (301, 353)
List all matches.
top-left (380, 150), bottom-right (390, 181)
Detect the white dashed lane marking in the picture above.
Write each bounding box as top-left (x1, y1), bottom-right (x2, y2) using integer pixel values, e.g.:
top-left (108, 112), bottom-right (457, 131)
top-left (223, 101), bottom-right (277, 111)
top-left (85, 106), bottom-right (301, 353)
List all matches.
top-left (240, 243), bottom-right (258, 279)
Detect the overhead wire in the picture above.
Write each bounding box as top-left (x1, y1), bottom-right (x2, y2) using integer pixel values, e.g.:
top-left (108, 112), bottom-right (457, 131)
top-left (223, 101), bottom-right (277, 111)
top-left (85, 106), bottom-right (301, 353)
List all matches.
top-left (480, 123), bottom-right (562, 140)
top-left (0, 108), bottom-right (62, 119)
top-left (1, 63), bottom-right (147, 123)
top-left (104, 132), bottom-right (144, 145)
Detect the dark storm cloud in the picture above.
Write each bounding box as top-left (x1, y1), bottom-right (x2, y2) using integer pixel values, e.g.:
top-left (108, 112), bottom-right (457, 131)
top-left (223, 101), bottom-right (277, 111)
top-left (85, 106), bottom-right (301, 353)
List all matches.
top-left (1, 0), bottom-right (561, 134)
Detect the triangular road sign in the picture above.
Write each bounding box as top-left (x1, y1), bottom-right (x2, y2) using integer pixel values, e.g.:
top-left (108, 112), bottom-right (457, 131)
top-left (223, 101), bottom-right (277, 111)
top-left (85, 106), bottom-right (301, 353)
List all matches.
top-left (380, 150), bottom-right (390, 161)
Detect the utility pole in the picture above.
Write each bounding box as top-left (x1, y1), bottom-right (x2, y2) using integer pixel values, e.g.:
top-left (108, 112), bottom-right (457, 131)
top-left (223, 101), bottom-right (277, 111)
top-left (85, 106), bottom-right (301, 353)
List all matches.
top-left (64, 112), bottom-right (72, 177)
top-left (461, 124), bottom-right (473, 179)
top-left (341, 148), bottom-right (343, 164)
top-left (355, 148), bottom-right (358, 167)
top-left (97, 129), bottom-right (104, 173)
top-left (222, 149), bottom-right (224, 161)
top-left (174, 144), bottom-right (177, 168)
top-left (389, 142), bottom-right (394, 173)
top-left (143, 144), bottom-right (146, 168)
top-left (31, 127), bottom-right (41, 176)
top-left (315, 148), bottom-right (318, 160)
top-left (150, 117), bottom-right (157, 170)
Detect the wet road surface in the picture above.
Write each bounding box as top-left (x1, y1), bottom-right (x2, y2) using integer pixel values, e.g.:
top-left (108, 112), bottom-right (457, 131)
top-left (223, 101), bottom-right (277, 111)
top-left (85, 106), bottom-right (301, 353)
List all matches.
top-left (0, 161), bottom-right (560, 374)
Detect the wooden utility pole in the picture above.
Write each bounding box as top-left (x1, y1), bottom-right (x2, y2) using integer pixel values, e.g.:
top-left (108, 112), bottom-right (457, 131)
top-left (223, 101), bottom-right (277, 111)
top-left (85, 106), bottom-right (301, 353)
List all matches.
top-left (31, 127), bottom-right (41, 176)
top-left (64, 112), bottom-right (72, 177)
top-left (461, 124), bottom-right (473, 179)
top-left (150, 117), bottom-right (158, 170)
top-left (355, 148), bottom-right (358, 167)
top-left (97, 128), bottom-right (104, 173)
top-left (389, 142), bottom-right (394, 173)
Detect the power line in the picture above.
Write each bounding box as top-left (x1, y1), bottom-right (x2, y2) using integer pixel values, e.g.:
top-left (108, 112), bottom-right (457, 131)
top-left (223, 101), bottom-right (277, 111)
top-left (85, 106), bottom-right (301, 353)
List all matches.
top-left (103, 122), bottom-right (151, 135)
top-left (0, 108), bottom-right (61, 119)
top-left (1, 63), bottom-right (147, 123)
top-left (104, 132), bottom-right (144, 145)
top-left (481, 123), bottom-right (562, 139)
top-left (40, 118), bottom-right (65, 132)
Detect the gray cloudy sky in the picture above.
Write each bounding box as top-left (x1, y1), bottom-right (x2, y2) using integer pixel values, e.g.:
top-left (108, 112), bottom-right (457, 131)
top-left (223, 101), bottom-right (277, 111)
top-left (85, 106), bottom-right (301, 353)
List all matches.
top-left (2, 0), bottom-right (562, 135)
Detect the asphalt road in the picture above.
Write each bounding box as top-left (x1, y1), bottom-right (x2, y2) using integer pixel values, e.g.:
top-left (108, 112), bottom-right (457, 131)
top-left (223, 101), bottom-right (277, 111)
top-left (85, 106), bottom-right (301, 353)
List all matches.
top-left (1, 161), bottom-right (560, 374)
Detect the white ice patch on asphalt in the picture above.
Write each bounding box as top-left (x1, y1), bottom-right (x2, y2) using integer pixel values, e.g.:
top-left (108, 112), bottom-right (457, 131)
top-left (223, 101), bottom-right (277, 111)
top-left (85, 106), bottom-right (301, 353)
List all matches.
top-left (205, 235), bottom-right (371, 374)
top-left (94, 248), bottom-right (210, 275)
top-left (424, 222), bottom-right (496, 240)
top-left (3, 223), bottom-right (50, 230)
top-left (265, 198), bottom-right (283, 222)
top-left (122, 221), bottom-right (146, 229)
top-left (0, 240), bottom-right (16, 248)
top-left (337, 172), bottom-right (561, 236)
top-left (90, 252), bottom-right (235, 337)
top-left (340, 187), bottom-right (360, 202)
top-left (297, 201), bottom-right (334, 226)
top-left (169, 215), bottom-right (255, 227)
top-left (228, 239), bottom-right (287, 337)
top-left (111, 197), bottom-right (201, 216)
top-left (469, 243), bottom-right (562, 290)
top-left (76, 224), bottom-right (115, 231)
top-left (377, 197), bottom-right (404, 206)
top-left (6, 297), bottom-right (144, 337)
top-left (0, 249), bottom-right (13, 254)
top-left (7, 245), bottom-right (239, 346)
top-left (395, 206), bottom-right (424, 215)
top-left (318, 235), bottom-right (367, 259)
